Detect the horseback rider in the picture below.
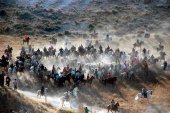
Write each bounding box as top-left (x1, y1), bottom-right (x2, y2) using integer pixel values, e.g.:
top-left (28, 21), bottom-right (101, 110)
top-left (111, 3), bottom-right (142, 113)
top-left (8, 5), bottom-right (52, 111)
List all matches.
top-left (87, 74), bottom-right (90, 80)
top-left (84, 107), bottom-right (90, 113)
top-left (163, 61), bottom-right (167, 71)
top-left (52, 65), bottom-right (56, 75)
top-left (59, 48), bottom-right (64, 54)
top-left (143, 48), bottom-right (146, 54)
top-left (94, 69), bottom-right (98, 79)
top-left (64, 91), bottom-right (69, 101)
top-left (143, 60), bottom-right (148, 69)
top-left (107, 72), bottom-right (111, 80)
top-left (159, 42), bottom-right (162, 48)
top-left (142, 88), bottom-right (147, 98)
top-left (110, 99), bottom-right (115, 109)
top-left (79, 65), bottom-right (82, 72)
top-left (41, 86), bottom-right (45, 96)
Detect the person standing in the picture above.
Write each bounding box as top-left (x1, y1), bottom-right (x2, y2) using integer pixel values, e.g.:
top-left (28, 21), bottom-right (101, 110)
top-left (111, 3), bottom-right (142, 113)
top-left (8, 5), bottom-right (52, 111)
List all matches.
top-left (6, 76), bottom-right (11, 87)
top-left (41, 85), bottom-right (45, 96)
top-left (0, 71), bottom-right (5, 87)
top-left (13, 79), bottom-right (17, 90)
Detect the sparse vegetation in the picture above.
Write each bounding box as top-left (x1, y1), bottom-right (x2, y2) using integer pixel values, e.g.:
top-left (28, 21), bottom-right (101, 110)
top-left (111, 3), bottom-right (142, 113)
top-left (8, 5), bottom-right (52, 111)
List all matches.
top-left (88, 24), bottom-right (95, 32)
top-left (18, 12), bottom-right (34, 20)
top-left (0, 10), bottom-right (7, 17)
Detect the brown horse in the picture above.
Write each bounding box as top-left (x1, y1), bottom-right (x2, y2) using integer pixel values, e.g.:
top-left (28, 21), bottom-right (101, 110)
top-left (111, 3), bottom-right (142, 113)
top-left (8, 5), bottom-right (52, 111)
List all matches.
top-left (84, 76), bottom-right (95, 86)
top-left (23, 38), bottom-right (30, 45)
top-left (107, 102), bottom-right (120, 113)
top-left (102, 77), bottom-right (117, 86)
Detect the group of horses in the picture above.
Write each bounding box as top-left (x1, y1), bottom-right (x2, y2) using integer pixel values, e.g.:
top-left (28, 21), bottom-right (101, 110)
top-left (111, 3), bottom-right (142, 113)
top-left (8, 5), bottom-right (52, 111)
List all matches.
top-left (1, 36), bottom-right (167, 113)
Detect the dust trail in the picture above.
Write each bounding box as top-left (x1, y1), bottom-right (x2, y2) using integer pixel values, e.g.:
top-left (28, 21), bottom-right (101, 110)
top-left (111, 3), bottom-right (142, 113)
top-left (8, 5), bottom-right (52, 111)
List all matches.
top-left (17, 90), bottom-right (108, 113)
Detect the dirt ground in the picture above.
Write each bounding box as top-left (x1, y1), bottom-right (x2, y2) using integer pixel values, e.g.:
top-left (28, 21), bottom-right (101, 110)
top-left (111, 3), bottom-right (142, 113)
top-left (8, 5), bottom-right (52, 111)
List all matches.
top-left (0, 0), bottom-right (170, 113)
top-left (0, 33), bottom-right (170, 113)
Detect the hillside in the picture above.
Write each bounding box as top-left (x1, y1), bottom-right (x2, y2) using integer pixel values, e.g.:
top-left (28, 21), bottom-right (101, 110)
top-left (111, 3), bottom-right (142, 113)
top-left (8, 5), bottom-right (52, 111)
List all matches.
top-left (0, 0), bottom-right (169, 36)
top-left (0, 0), bottom-right (170, 113)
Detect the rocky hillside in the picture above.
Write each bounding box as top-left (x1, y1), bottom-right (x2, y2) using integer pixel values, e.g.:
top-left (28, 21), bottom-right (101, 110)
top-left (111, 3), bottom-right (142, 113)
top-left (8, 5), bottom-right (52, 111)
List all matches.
top-left (0, 0), bottom-right (169, 36)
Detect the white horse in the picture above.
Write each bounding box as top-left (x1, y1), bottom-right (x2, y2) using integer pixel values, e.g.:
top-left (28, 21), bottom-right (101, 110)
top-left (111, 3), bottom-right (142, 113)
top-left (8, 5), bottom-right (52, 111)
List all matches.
top-left (37, 88), bottom-right (48, 102)
top-left (61, 91), bottom-right (72, 107)
top-left (8, 67), bottom-right (12, 75)
top-left (71, 87), bottom-right (79, 99)
top-left (135, 90), bottom-right (153, 101)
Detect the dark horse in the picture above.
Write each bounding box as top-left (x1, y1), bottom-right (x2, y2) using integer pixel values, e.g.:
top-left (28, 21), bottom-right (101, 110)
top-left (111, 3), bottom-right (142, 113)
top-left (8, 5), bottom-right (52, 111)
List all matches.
top-left (102, 77), bottom-right (117, 86)
top-left (54, 74), bottom-right (71, 87)
top-left (0, 58), bottom-right (9, 70)
top-left (23, 37), bottom-right (30, 45)
top-left (107, 102), bottom-right (120, 113)
top-left (67, 71), bottom-right (85, 86)
top-left (84, 76), bottom-right (95, 86)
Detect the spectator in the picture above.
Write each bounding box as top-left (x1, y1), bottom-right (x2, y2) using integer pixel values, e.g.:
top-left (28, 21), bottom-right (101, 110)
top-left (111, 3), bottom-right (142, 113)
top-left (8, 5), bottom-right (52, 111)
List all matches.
top-left (13, 79), bottom-right (17, 90)
top-left (6, 76), bottom-right (11, 87)
top-left (0, 71), bottom-right (5, 87)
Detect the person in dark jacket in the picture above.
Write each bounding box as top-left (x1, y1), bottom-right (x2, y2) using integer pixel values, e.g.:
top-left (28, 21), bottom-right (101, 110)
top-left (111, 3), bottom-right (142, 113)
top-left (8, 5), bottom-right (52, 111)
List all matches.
top-left (41, 86), bottom-right (45, 96)
top-left (6, 76), bottom-right (11, 87)
top-left (0, 71), bottom-right (5, 87)
top-left (163, 61), bottom-right (167, 70)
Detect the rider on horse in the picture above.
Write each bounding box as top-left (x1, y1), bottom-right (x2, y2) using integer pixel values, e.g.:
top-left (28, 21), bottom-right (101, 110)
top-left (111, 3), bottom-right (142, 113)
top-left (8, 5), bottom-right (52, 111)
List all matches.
top-left (142, 88), bottom-right (147, 98)
top-left (84, 107), bottom-right (90, 113)
top-left (52, 65), bottom-right (56, 75)
top-left (64, 91), bottom-right (69, 101)
top-left (163, 61), bottom-right (167, 71)
top-left (41, 86), bottom-right (45, 96)
top-left (87, 74), bottom-right (90, 80)
top-left (107, 72), bottom-right (111, 80)
top-left (110, 99), bottom-right (115, 109)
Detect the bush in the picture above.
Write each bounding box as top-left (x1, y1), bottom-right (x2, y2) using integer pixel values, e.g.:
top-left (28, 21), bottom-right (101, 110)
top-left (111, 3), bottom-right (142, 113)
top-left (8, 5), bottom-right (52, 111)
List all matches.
top-left (0, 10), bottom-right (7, 17)
top-left (112, 9), bottom-right (118, 15)
top-left (44, 26), bottom-right (61, 32)
top-left (88, 24), bottom-right (95, 32)
top-left (64, 31), bottom-right (71, 35)
top-left (18, 12), bottom-right (33, 20)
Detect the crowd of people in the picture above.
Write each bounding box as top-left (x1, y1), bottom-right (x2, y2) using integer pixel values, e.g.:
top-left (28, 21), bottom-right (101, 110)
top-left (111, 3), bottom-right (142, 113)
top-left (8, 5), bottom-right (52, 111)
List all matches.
top-left (0, 45), bottom-right (18, 90)
top-left (0, 37), bottom-right (169, 88)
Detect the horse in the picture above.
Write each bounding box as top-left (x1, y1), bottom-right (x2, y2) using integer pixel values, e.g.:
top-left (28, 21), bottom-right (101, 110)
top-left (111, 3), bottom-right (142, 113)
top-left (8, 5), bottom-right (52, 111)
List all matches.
top-left (157, 43), bottom-right (164, 52)
top-left (107, 102), bottom-right (120, 113)
top-left (133, 40), bottom-right (144, 48)
top-left (157, 46), bottom-right (164, 52)
top-left (158, 51), bottom-right (166, 61)
top-left (0, 60), bottom-right (9, 70)
top-left (70, 87), bottom-right (79, 98)
top-left (23, 37), bottom-right (30, 45)
top-left (102, 77), bottom-right (117, 86)
top-left (135, 90), bottom-right (153, 101)
top-left (84, 76), bottom-right (95, 86)
top-left (61, 91), bottom-right (72, 107)
top-left (54, 74), bottom-right (71, 87)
